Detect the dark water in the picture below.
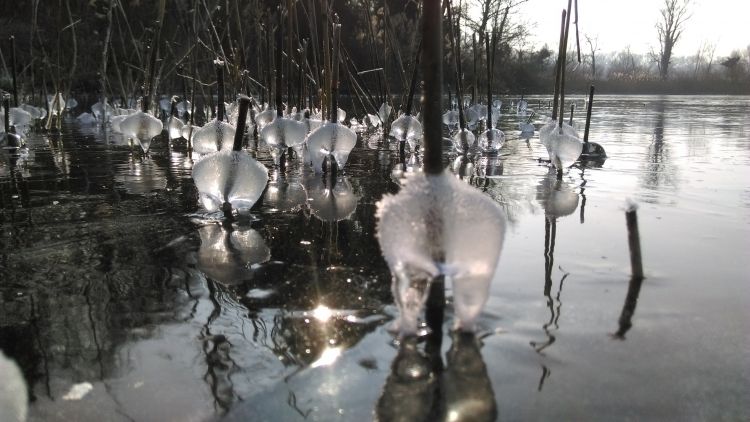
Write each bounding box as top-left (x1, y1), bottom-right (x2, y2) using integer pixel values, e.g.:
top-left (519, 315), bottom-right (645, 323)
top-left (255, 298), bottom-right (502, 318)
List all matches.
top-left (1, 95), bottom-right (748, 421)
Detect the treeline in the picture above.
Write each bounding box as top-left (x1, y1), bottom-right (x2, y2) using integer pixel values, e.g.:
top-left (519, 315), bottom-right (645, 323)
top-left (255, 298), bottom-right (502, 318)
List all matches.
top-left (0, 0), bottom-right (747, 115)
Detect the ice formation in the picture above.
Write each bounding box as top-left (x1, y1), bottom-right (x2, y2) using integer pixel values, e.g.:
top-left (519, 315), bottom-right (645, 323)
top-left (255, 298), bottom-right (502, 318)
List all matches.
top-left (376, 171), bottom-right (507, 334)
top-left (389, 114), bottom-right (423, 149)
top-left (119, 111), bottom-right (163, 152)
top-left (191, 119), bottom-right (236, 155)
top-left (305, 122), bottom-right (357, 173)
top-left (191, 149), bottom-right (268, 212)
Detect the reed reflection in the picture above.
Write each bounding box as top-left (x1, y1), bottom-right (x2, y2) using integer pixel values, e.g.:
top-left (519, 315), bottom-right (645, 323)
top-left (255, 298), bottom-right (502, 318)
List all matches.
top-left (531, 173), bottom-right (579, 379)
top-left (640, 99), bottom-right (678, 197)
top-left (376, 332), bottom-right (497, 422)
top-left (114, 155), bottom-right (167, 194)
top-left (613, 275), bottom-right (646, 339)
top-left (196, 223), bottom-right (271, 285)
top-left (304, 174), bottom-right (359, 222)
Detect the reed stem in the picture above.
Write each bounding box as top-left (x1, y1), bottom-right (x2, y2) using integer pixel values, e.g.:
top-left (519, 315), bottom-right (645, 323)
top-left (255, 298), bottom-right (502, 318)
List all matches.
top-left (216, 60), bottom-right (225, 121)
top-left (232, 95), bottom-right (251, 151)
top-left (10, 36), bottom-right (18, 107)
top-left (422, 0), bottom-right (443, 175)
top-left (626, 206), bottom-right (644, 280)
top-left (583, 85), bottom-right (594, 144)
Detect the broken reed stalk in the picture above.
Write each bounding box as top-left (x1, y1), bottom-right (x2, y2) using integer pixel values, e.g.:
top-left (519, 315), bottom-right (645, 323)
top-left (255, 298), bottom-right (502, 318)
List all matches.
top-left (3, 97), bottom-right (9, 132)
top-left (329, 20), bottom-right (341, 123)
top-left (100, 0), bottom-right (114, 130)
top-left (446, 0), bottom-right (466, 130)
top-left (583, 84), bottom-right (594, 143)
top-left (10, 36), bottom-right (18, 107)
top-left (287, 0), bottom-right (295, 108)
top-left (558, 0), bottom-right (573, 129)
top-left (551, 10), bottom-right (565, 121)
top-left (423, 0), bottom-right (445, 353)
top-left (472, 33), bottom-right (477, 105)
top-left (404, 40), bottom-right (422, 116)
top-left (568, 104), bottom-right (574, 126)
top-left (485, 33), bottom-right (494, 130)
top-left (216, 61), bottom-right (226, 121)
top-left (422, 0), bottom-right (443, 175)
top-left (298, 40), bottom-right (307, 111)
top-left (625, 205), bottom-right (644, 280)
top-left (232, 95), bottom-right (251, 151)
top-left (275, 10), bottom-right (283, 118)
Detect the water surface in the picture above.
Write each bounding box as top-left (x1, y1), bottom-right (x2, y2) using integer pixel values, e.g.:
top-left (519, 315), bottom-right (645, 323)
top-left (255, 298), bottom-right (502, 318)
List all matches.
top-left (1, 95), bottom-right (748, 421)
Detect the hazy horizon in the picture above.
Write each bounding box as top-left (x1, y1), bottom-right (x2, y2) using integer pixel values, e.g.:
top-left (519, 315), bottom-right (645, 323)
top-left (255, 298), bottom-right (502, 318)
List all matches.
top-left (515, 0), bottom-right (749, 58)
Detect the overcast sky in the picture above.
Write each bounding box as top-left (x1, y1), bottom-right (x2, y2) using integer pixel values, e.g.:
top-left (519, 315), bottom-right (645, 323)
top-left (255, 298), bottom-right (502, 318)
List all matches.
top-left (516, 0), bottom-right (749, 58)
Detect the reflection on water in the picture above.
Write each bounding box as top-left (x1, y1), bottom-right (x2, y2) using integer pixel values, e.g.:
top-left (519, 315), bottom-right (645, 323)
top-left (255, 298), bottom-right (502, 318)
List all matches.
top-left (640, 99), bottom-right (679, 201)
top-left (196, 224), bottom-right (271, 285)
top-left (1, 95), bottom-right (749, 420)
top-left (376, 332), bottom-right (497, 422)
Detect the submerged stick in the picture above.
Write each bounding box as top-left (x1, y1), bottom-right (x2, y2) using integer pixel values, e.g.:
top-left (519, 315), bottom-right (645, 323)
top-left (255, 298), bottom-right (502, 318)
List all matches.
top-left (626, 204), bottom-right (644, 280)
top-left (583, 85), bottom-right (594, 144)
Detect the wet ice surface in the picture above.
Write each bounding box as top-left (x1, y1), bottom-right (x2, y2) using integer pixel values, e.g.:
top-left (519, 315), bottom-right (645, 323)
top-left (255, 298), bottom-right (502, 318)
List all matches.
top-left (1, 95), bottom-right (749, 421)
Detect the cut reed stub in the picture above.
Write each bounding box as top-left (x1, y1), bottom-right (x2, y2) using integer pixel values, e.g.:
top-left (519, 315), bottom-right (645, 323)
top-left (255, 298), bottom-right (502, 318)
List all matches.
top-left (625, 201), bottom-right (644, 280)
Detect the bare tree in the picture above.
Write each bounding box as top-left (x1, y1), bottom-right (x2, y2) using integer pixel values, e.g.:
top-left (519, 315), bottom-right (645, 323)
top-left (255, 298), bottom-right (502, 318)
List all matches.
top-left (654, 0), bottom-right (691, 80)
top-left (585, 34), bottom-right (599, 80)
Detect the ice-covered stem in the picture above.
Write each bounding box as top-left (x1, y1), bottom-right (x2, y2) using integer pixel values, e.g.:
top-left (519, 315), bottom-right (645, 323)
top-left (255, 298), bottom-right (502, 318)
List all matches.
top-left (625, 205), bottom-right (644, 280)
top-left (215, 62), bottom-right (226, 121)
top-left (558, 0), bottom-right (572, 129)
top-left (329, 19), bottom-right (341, 123)
top-left (404, 39), bottom-right (422, 116)
top-left (422, 0), bottom-right (443, 175)
top-left (551, 10), bottom-right (566, 121)
top-left (275, 10), bottom-right (283, 118)
top-left (9, 36), bottom-right (18, 107)
top-left (583, 84), bottom-right (594, 144)
top-left (232, 95), bottom-right (251, 151)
